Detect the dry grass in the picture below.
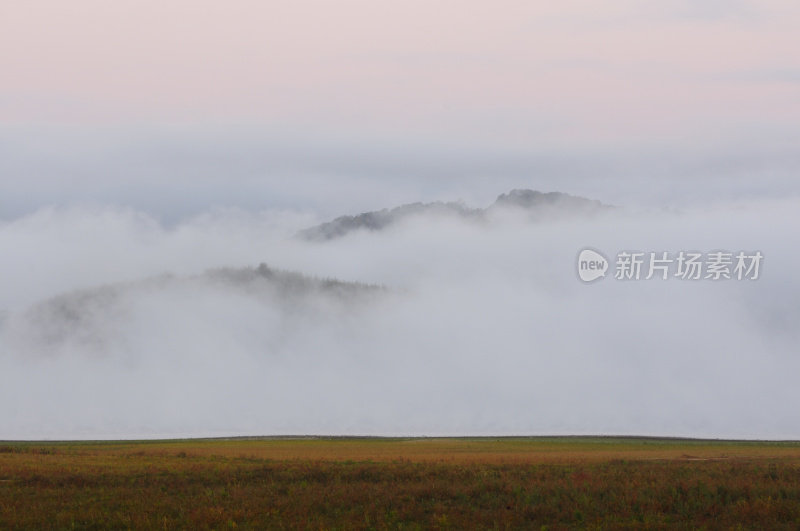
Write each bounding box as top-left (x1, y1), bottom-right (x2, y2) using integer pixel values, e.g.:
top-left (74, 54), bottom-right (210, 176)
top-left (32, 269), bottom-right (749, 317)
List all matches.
top-left (22, 436), bottom-right (800, 463)
top-left (1, 437), bottom-right (799, 529)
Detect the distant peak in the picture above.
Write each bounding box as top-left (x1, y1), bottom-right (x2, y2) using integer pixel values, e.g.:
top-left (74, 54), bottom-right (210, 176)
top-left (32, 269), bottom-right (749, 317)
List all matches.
top-left (299, 189), bottom-right (614, 240)
top-left (493, 189), bottom-right (605, 208)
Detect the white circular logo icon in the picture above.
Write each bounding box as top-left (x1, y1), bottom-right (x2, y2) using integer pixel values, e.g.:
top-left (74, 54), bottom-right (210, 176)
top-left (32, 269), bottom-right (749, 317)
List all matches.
top-left (577, 248), bottom-right (609, 282)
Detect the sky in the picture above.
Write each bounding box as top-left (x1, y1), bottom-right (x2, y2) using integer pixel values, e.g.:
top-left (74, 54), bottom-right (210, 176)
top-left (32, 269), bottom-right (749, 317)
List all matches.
top-left (0, 1), bottom-right (799, 439)
top-left (1, 0), bottom-right (799, 217)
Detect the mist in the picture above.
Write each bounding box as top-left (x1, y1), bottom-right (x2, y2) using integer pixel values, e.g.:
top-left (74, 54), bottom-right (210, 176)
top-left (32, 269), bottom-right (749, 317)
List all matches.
top-left (1, 197), bottom-right (797, 440)
top-left (2, 125), bottom-right (799, 222)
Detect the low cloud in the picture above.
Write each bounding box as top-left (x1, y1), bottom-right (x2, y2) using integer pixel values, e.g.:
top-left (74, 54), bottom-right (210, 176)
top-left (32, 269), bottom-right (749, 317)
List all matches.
top-left (2, 125), bottom-right (799, 223)
top-left (0, 197), bottom-right (798, 439)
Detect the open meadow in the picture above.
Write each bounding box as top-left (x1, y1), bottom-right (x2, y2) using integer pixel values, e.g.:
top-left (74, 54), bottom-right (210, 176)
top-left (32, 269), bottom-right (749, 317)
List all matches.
top-left (1, 437), bottom-right (800, 529)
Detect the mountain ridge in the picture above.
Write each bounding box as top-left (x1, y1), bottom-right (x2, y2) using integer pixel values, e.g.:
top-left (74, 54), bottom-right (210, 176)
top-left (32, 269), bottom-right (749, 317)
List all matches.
top-left (299, 189), bottom-right (613, 241)
top-left (1, 264), bottom-right (382, 356)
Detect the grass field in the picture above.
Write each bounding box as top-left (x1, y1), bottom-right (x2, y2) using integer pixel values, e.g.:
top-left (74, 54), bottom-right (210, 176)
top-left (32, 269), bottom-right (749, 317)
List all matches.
top-left (1, 436), bottom-right (800, 529)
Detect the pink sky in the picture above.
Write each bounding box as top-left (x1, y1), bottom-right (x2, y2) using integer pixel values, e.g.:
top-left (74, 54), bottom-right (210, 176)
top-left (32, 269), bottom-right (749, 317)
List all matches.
top-left (2, 0), bottom-right (799, 145)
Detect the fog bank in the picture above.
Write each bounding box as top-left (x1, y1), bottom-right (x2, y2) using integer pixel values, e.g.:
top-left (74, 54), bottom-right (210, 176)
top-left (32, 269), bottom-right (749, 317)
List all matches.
top-left (0, 198), bottom-right (797, 439)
